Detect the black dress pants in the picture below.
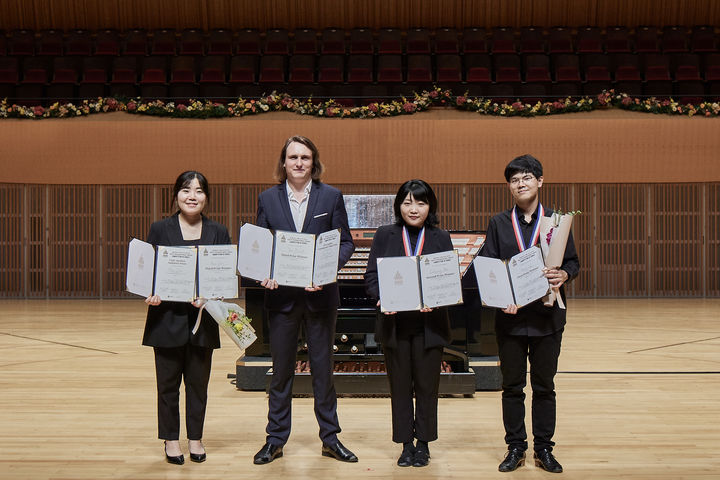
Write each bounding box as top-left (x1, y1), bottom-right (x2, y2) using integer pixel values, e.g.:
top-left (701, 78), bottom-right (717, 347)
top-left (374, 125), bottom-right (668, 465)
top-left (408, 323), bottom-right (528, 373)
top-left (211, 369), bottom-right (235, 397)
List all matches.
top-left (153, 343), bottom-right (213, 440)
top-left (265, 303), bottom-right (340, 446)
top-left (383, 333), bottom-right (443, 443)
top-left (496, 328), bottom-right (563, 452)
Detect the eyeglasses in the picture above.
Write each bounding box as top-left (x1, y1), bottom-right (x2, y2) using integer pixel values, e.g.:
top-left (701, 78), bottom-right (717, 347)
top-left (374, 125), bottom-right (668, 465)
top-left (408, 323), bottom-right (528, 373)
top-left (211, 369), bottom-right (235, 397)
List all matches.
top-left (509, 174), bottom-right (536, 186)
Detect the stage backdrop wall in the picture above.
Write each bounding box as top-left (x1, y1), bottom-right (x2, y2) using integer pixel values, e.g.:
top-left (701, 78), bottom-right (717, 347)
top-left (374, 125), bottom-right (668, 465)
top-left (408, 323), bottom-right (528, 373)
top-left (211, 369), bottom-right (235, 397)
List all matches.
top-left (1, 0), bottom-right (720, 30)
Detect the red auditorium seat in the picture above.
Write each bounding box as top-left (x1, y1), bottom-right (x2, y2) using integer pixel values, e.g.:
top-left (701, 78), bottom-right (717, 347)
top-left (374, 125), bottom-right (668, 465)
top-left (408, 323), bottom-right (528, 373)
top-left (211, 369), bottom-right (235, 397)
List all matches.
top-left (0, 57), bottom-right (19, 84)
top-left (606, 26), bottom-right (633, 53)
top-left (65, 30), bottom-right (93, 56)
top-left (582, 53), bottom-right (611, 81)
top-left (321, 28), bottom-right (346, 54)
top-left (229, 55), bottom-right (257, 83)
top-left (198, 56), bottom-right (228, 84)
top-left (434, 28), bottom-right (459, 54)
top-left (349, 28), bottom-right (373, 54)
top-left (37, 30), bottom-right (63, 56)
top-left (151, 29), bottom-right (177, 56)
top-left (293, 28), bottom-right (318, 55)
top-left (406, 54), bottom-right (432, 83)
top-left (436, 54), bottom-right (462, 83)
top-left (21, 57), bottom-right (50, 84)
top-left (179, 29), bottom-right (205, 56)
top-left (317, 55), bottom-right (344, 83)
top-left (235, 29), bottom-right (262, 55)
top-left (258, 55), bottom-right (286, 83)
top-left (9, 30), bottom-right (35, 56)
top-left (94, 29), bottom-right (121, 56)
top-left (661, 26), bottom-right (689, 53)
top-left (207, 29), bottom-right (233, 56)
top-left (610, 54), bottom-right (642, 81)
top-left (576, 26), bottom-right (603, 54)
top-left (347, 55), bottom-right (374, 83)
top-left (289, 55), bottom-right (316, 83)
top-left (51, 57), bottom-right (80, 84)
top-left (377, 28), bottom-right (403, 54)
top-left (169, 56), bottom-right (197, 84)
top-left (642, 53), bottom-right (671, 81)
top-left (547, 27), bottom-right (573, 54)
top-left (552, 54), bottom-right (581, 82)
top-left (140, 56), bottom-right (169, 84)
top-left (493, 54), bottom-right (522, 82)
top-left (264, 29), bottom-right (290, 55)
top-left (671, 53), bottom-right (702, 81)
top-left (406, 28), bottom-right (431, 54)
top-left (462, 27), bottom-right (488, 53)
top-left (635, 26), bottom-right (661, 53)
top-left (377, 54), bottom-right (403, 83)
top-left (80, 57), bottom-right (111, 84)
top-left (110, 56), bottom-right (138, 84)
top-left (690, 26), bottom-right (718, 53)
top-left (491, 27), bottom-right (517, 54)
top-left (519, 26), bottom-right (546, 54)
top-left (524, 54), bottom-right (551, 82)
top-left (703, 53), bottom-right (720, 81)
top-left (464, 53), bottom-right (492, 83)
top-left (123, 29), bottom-right (149, 56)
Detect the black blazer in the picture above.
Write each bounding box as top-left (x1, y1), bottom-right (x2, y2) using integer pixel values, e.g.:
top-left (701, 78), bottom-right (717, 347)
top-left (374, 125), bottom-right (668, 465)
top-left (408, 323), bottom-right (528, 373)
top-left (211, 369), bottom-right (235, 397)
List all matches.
top-left (142, 213), bottom-right (231, 349)
top-left (364, 224), bottom-right (453, 349)
top-left (256, 181), bottom-right (355, 312)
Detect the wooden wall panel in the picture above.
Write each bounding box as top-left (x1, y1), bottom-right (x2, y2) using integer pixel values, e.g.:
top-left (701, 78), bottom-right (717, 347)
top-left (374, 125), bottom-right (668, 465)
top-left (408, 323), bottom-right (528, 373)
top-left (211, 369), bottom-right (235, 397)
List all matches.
top-left (652, 184), bottom-right (703, 296)
top-left (596, 184), bottom-right (648, 296)
top-left (48, 185), bottom-right (98, 297)
top-left (0, 185), bottom-right (24, 297)
top-left (708, 184), bottom-right (720, 296)
top-left (2, 0), bottom-right (720, 30)
top-left (27, 186), bottom-right (46, 297)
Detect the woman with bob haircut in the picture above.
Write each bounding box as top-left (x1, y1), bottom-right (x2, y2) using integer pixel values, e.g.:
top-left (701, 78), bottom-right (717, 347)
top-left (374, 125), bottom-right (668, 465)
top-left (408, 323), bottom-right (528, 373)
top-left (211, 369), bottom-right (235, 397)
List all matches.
top-left (143, 170), bottom-right (231, 466)
top-left (364, 179), bottom-right (453, 468)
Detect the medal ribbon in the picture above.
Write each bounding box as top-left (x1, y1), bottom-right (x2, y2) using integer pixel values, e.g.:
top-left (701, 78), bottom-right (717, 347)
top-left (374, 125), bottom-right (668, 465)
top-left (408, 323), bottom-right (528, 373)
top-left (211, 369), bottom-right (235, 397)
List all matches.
top-left (402, 226), bottom-right (425, 256)
top-left (511, 204), bottom-right (544, 251)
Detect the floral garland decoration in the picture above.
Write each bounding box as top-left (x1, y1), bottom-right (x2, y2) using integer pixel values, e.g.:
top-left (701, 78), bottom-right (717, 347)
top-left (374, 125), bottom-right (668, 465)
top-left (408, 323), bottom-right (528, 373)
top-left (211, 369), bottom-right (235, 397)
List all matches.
top-left (2, 88), bottom-right (719, 120)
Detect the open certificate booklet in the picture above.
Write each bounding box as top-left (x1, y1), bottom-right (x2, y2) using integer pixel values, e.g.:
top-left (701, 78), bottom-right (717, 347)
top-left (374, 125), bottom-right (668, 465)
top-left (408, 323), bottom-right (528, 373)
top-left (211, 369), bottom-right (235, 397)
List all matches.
top-left (377, 250), bottom-right (464, 312)
top-left (472, 245), bottom-right (550, 309)
top-left (125, 238), bottom-right (238, 302)
top-left (236, 223), bottom-right (341, 288)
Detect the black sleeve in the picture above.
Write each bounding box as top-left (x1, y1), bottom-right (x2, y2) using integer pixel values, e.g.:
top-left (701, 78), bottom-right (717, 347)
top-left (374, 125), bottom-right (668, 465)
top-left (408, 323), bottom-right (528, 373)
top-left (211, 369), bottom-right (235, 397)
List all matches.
top-left (146, 221), bottom-right (162, 245)
top-left (479, 216), bottom-right (500, 259)
top-left (560, 230), bottom-right (580, 282)
top-left (364, 227), bottom-right (387, 300)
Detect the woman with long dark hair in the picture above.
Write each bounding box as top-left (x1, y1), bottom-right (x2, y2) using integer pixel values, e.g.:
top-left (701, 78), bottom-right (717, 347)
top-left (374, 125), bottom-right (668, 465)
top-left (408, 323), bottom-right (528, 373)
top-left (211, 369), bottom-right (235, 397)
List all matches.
top-left (364, 179), bottom-right (453, 468)
top-left (142, 171), bottom-right (230, 465)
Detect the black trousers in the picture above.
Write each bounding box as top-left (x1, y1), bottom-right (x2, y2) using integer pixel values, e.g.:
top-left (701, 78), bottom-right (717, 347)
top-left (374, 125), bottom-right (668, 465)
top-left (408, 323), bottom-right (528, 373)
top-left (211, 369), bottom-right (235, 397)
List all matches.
top-left (383, 333), bottom-right (443, 444)
top-left (153, 344), bottom-right (213, 441)
top-left (265, 303), bottom-right (340, 446)
top-left (496, 328), bottom-right (563, 452)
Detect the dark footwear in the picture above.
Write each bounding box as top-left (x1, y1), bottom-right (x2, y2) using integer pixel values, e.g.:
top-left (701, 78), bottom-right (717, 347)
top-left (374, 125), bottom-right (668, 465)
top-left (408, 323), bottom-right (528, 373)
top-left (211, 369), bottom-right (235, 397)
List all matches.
top-left (321, 440), bottom-right (358, 462)
top-left (253, 442), bottom-right (283, 465)
top-left (412, 449), bottom-right (430, 467)
top-left (164, 441), bottom-right (184, 465)
top-left (498, 447), bottom-right (525, 472)
top-left (189, 441), bottom-right (206, 463)
top-left (534, 448), bottom-right (563, 473)
top-left (397, 446), bottom-right (415, 467)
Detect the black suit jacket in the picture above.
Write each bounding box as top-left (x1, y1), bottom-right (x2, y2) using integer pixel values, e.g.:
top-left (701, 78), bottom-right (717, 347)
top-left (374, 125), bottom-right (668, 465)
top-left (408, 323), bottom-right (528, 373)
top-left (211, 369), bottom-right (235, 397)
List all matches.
top-left (364, 224), bottom-right (453, 349)
top-left (142, 213), bottom-right (231, 349)
top-left (256, 181), bottom-right (355, 312)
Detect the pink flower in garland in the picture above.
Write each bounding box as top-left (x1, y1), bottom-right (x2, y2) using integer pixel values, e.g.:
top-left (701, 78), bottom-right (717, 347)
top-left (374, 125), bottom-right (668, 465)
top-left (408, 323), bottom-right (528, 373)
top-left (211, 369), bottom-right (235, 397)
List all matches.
top-left (456, 96), bottom-right (466, 105)
top-left (429, 90), bottom-right (439, 98)
top-left (127, 101), bottom-right (137, 111)
top-left (512, 102), bottom-right (524, 110)
top-left (622, 96), bottom-right (633, 106)
top-left (403, 102), bottom-right (416, 112)
top-left (33, 106), bottom-right (45, 116)
top-left (177, 104), bottom-right (187, 111)
top-left (368, 103), bottom-right (378, 112)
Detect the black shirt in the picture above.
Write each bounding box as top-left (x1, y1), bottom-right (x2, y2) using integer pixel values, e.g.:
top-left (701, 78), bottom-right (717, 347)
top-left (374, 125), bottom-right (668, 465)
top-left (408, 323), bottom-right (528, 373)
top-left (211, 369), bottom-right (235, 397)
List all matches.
top-left (480, 205), bottom-right (580, 336)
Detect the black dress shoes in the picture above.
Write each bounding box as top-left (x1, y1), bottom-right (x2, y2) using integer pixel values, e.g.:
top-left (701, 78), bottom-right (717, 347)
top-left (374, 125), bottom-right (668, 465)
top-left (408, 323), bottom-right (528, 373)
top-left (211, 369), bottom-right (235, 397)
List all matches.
top-left (412, 449), bottom-right (430, 467)
top-left (498, 447), bottom-right (525, 472)
top-left (534, 448), bottom-right (563, 473)
top-left (397, 447), bottom-right (415, 467)
top-left (164, 441), bottom-right (184, 465)
top-left (253, 442), bottom-right (283, 464)
top-left (190, 452), bottom-right (206, 463)
top-left (321, 440), bottom-right (358, 462)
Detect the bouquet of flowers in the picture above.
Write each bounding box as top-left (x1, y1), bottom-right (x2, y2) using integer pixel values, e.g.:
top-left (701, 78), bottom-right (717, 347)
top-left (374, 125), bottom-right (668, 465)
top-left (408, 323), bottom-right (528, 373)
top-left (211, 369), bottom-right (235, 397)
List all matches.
top-left (538, 209), bottom-right (581, 308)
top-left (203, 300), bottom-right (257, 350)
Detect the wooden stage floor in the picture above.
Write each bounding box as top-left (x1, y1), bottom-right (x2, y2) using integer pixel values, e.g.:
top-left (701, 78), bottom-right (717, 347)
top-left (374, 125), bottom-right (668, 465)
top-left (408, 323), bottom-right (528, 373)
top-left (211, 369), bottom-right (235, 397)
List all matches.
top-left (1, 298), bottom-right (719, 479)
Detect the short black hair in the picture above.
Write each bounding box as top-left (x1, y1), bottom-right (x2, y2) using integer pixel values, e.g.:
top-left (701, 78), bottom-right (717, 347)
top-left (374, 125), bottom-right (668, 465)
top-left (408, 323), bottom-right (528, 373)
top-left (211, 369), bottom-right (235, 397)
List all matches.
top-left (504, 154), bottom-right (543, 182)
top-left (393, 179), bottom-right (439, 227)
top-left (171, 170), bottom-right (209, 210)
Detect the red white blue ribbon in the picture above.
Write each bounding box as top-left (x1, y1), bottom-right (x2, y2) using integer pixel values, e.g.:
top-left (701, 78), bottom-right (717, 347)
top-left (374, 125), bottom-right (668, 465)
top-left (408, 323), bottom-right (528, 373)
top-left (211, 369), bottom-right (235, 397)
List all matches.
top-left (402, 226), bottom-right (425, 256)
top-left (511, 204), bottom-right (544, 252)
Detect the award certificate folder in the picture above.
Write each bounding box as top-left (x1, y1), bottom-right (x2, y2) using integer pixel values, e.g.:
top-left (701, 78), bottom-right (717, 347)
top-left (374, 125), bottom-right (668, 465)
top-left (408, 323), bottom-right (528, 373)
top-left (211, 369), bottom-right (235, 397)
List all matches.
top-left (236, 223), bottom-right (341, 288)
top-left (472, 245), bottom-right (550, 309)
top-left (377, 250), bottom-right (463, 312)
top-left (197, 244), bottom-right (239, 299)
top-left (126, 239), bottom-right (238, 302)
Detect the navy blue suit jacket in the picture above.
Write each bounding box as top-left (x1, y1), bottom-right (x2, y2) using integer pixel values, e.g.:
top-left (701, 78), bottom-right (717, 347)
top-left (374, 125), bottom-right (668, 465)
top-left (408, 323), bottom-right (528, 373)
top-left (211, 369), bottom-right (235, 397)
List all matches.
top-left (256, 181), bottom-right (355, 312)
